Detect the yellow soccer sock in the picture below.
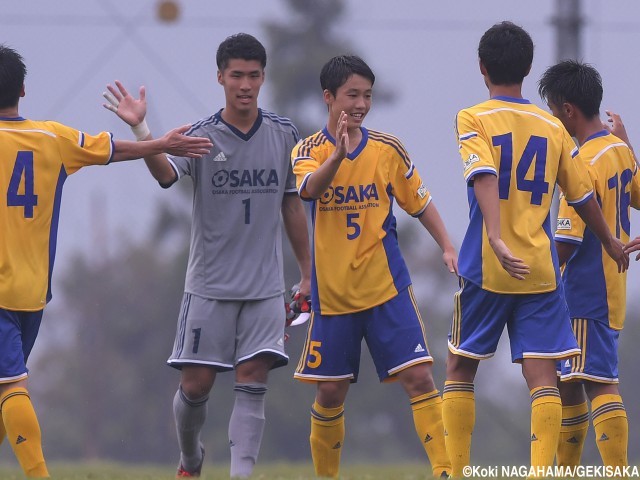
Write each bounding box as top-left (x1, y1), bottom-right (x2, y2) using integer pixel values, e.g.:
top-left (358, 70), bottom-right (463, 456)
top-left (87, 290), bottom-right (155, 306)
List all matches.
top-left (410, 390), bottom-right (451, 477)
top-left (442, 381), bottom-right (475, 477)
top-left (310, 401), bottom-right (344, 478)
top-left (530, 386), bottom-right (561, 470)
top-left (0, 387), bottom-right (49, 477)
top-left (556, 401), bottom-right (588, 467)
top-left (591, 394), bottom-right (628, 467)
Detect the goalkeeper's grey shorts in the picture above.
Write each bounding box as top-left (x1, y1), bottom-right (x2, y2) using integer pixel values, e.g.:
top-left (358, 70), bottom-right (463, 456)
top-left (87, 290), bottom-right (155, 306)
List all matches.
top-left (167, 292), bottom-right (289, 371)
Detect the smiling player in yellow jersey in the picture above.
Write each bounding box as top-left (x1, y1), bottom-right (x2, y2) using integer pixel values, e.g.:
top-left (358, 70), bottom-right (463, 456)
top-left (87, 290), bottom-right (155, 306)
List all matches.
top-left (292, 55), bottom-right (457, 478)
top-left (442, 22), bottom-right (628, 476)
top-left (539, 60), bottom-right (640, 469)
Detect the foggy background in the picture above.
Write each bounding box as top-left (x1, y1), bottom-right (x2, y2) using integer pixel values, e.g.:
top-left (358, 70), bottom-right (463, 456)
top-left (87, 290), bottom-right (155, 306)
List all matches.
top-left (2, 0), bottom-right (639, 470)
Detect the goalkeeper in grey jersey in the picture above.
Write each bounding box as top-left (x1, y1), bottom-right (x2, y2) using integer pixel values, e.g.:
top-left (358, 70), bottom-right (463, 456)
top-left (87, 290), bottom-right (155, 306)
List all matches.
top-left (103, 33), bottom-right (311, 479)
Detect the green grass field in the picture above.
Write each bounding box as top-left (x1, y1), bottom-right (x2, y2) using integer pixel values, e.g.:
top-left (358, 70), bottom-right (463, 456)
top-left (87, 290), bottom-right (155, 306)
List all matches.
top-left (0, 462), bottom-right (434, 480)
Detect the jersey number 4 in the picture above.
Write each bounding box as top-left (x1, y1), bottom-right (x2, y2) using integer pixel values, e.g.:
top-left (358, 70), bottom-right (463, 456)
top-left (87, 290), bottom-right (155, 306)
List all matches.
top-left (7, 151), bottom-right (38, 218)
top-left (493, 133), bottom-right (549, 205)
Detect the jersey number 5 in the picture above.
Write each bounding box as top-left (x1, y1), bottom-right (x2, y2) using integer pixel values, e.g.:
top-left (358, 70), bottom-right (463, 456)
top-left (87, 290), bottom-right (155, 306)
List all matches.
top-left (493, 133), bottom-right (549, 205)
top-left (7, 151), bottom-right (38, 218)
top-left (346, 213), bottom-right (361, 239)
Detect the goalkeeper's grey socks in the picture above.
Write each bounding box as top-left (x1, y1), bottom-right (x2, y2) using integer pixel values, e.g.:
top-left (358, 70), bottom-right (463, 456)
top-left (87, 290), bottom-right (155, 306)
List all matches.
top-left (229, 383), bottom-right (267, 478)
top-left (174, 386), bottom-right (208, 473)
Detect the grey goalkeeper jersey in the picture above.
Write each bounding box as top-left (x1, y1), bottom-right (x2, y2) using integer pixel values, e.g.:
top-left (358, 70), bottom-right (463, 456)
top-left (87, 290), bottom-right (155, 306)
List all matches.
top-left (167, 109), bottom-right (299, 300)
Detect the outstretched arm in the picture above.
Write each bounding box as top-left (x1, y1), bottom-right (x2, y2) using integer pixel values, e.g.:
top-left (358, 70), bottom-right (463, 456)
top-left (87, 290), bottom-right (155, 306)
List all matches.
top-left (281, 193), bottom-right (312, 298)
top-left (473, 173), bottom-right (530, 280)
top-left (417, 202), bottom-right (458, 274)
top-left (112, 124), bottom-right (212, 163)
top-left (104, 80), bottom-right (192, 185)
top-left (302, 111), bottom-right (349, 199)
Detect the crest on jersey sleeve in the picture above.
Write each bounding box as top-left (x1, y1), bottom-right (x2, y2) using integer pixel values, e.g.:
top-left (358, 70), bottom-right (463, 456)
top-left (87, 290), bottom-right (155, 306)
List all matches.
top-left (463, 153), bottom-right (480, 171)
top-left (417, 183), bottom-right (428, 199)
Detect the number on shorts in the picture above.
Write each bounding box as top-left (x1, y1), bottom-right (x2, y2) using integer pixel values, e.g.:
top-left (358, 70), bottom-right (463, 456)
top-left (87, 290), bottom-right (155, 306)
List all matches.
top-left (192, 328), bottom-right (201, 354)
top-left (307, 340), bottom-right (322, 368)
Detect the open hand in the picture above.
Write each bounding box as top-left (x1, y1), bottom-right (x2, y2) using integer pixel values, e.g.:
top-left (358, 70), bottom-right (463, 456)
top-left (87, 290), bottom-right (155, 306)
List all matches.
top-left (103, 80), bottom-right (147, 127)
top-left (160, 124), bottom-right (213, 159)
top-left (335, 111), bottom-right (349, 159)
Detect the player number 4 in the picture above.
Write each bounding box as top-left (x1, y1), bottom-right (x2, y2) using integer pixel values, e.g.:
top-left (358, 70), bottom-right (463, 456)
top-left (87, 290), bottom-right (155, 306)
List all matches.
top-left (7, 151), bottom-right (38, 218)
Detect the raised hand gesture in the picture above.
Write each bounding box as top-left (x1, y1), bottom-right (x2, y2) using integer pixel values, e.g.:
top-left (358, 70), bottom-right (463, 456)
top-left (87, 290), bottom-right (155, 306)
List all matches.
top-left (334, 111), bottom-right (349, 160)
top-left (103, 80), bottom-right (147, 127)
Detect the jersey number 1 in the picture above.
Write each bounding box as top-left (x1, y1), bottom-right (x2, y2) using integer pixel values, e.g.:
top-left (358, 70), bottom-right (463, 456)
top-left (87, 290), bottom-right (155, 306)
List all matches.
top-left (7, 151), bottom-right (38, 218)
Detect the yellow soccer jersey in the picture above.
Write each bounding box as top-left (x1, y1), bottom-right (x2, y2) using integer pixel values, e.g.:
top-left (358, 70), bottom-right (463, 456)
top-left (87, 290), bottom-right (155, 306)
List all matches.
top-left (456, 96), bottom-right (593, 294)
top-left (292, 126), bottom-right (430, 315)
top-left (555, 130), bottom-right (640, 330)
top-left (0, 116), bottom-right (113, 311)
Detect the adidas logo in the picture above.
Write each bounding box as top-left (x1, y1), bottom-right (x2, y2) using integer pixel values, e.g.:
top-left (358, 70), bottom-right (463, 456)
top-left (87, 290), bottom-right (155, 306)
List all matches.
top-left (531, 433), bottom-right (538, 442)
top-left (599, 433), bottom-right (609, 442)
top-left (213, 151), bottom-right (228, 162)
top-left (567, 436), bottom-right (579, 444)
top-left (332, 442), bottom-right (342, 450)
top-left (564, 360), bottom-right (571, 368)
top-left (424, 434), bottom-right (433, 443)
top-left (16, 435), bottom-right (27, 445)
top-left (414, 343), bottom-right (425, 353)
top-left (229, 440), bottom-right (235, 447)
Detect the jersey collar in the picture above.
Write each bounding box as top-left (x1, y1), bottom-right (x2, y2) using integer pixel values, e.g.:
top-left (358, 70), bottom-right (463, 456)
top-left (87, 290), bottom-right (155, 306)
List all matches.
top-left (214, 108), bottom-right (263, 141)
top-left (491, 96), bottom-right (531, 104)
top-left (0, 116), bottom-right (25, 121)
top-left (584, 129), bottom-right (609, 143)
top-left (321, 126), bottom-right (369, 161)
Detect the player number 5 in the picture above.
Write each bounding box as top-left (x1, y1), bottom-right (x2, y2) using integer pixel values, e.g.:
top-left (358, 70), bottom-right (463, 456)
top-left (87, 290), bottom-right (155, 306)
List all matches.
top-left (346, 213), bottom-right (361, 239)
top-left (307, 341), bottom-right (322, 368)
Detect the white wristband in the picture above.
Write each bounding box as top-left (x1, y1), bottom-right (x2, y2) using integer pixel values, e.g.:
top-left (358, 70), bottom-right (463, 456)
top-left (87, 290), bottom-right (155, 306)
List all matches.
top-left (131, 119), bottom-right (151, 141)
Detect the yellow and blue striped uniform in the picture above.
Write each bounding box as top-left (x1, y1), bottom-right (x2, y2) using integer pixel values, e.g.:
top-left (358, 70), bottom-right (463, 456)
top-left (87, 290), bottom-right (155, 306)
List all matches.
top-left (292, 126), bottom-right (430, 315)
top-left (0, 116), bottom-right (113, 311)
top-left (555, 130), bottom-right (640, 330)
top-left (456, 96), bottom-right (594, 294)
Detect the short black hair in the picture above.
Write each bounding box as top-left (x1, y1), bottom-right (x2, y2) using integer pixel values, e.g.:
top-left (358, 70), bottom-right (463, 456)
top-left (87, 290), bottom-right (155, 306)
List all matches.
top-left (320, 55), bottom-right (375, 96)
top-left (216, 33), bottom-right (266, 71)
top-left (0, 44), bottom-right (26, 109)
top-left (478, 21), bottom-right (534, 85)
top-left (538, 60), bottom-right (602, 118)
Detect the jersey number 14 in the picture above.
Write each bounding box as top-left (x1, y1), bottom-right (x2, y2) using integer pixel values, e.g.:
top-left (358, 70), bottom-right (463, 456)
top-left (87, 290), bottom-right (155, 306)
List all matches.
top-left (493, 133), bottom-right (549, 205)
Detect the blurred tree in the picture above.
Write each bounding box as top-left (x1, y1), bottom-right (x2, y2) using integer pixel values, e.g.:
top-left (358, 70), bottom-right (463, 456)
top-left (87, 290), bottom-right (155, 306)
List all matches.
top-left (264, 0), bottom-right (392, 138)
top-left (13, 0), bottom-right (640, 468)
top-left (31, 204), bottom-right (189, 461)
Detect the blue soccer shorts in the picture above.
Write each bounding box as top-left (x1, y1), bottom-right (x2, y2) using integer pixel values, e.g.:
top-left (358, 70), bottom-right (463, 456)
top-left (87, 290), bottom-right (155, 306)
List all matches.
top-left (0, 308), bottom-right (44, 383)
top-left (294, 286), bottom-right (432, 383)
top-left (559, 317), bottom-right (620, 384)
top-left (449, 277), bottom-right (580, 363)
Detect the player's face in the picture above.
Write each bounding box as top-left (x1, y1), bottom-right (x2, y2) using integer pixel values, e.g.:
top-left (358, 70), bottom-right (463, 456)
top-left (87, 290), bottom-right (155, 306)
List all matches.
top-left (547, 100), bottom-right (576, 136)
top-left (326, 74), bottom-right (372, 130)
top-left (218, 59), bottom-right (265, 114)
